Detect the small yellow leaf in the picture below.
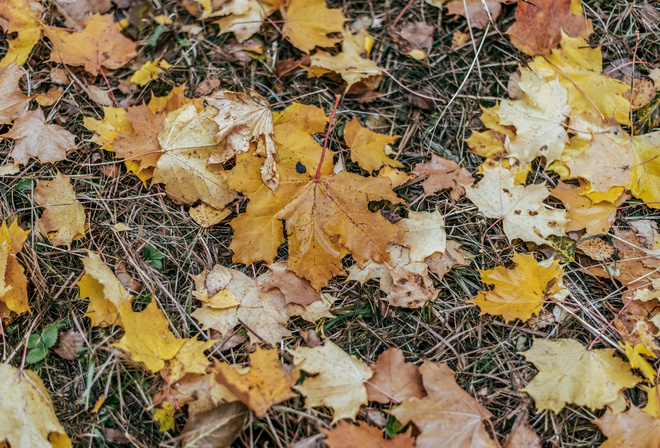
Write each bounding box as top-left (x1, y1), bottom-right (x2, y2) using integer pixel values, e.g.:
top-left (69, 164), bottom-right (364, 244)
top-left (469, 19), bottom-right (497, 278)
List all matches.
top-left (154, 401), bottom-right (175, 432)
top-left (621, 341), bottom-right (657, 382)
top-left (130, 58), bottom-right (172, 86)
top-left (343, 117), bottom-right (402, 174)
top-left (408, 49), bottom-right (426, 60)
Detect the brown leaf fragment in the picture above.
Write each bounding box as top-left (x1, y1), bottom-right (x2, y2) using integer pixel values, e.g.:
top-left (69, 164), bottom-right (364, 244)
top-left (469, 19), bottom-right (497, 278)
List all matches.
top-left (412, 155), bottom-right (474, 200)
top-left (33, 172), bottom-right (86, 248)
top-left (53, 329), bottom-right (85, 360)
top-left (261, 262), bottom-right (323, 306)
top-left (425, 240), bottom-right (469, 279)
top-left (176, 401), bottom-right (248, 448)
top-left (365, 347), bottom-right (425, 404)
top-left (507, 0), bottom-right (592, 56)
top-left (444, 0), bottom-right (505, 29)
top-left (503, 413), bottom-right (541, 448)
top-left (3, 108), bottom-right (76, 165)
top-left (391, 361), bottom-right (496, 448)
top-left (0, 63), bottom-right (29, 124)
top-left (322, 421), bottom-right (415, 448)
top-left (115, 261), bottom-right (142, 293)
top-left (593, 406), bottom-right (660, 448)
top-left (389, 22), bottom-right (433, 57)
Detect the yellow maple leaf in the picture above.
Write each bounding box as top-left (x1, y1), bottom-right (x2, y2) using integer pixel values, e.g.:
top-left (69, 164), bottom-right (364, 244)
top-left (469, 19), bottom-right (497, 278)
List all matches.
top-left (44, 13), bottom-right (138, 76)
top-left (0, 220), bottom-right (30, 321)
top-left (290, 340), bottom-right (372, 424)
top-left (161, 337), bottom-right (216, 384)
top-left (280, 0), bottom-right (347, 53)
top-left (0, 0), bottom-right (43, 67)
top-left (530, 34), bottom-right (631, 125)
top-left (113, 300), bottom-right (185, 373)
top-left (130, 58), bottom-right (172, 86)
top-left (228, 156), bottom-right (404, 289)
top-left (309, 29), bottom-right (382, 90)
top-left (0, 364), bottom-right (72, 447)
top-left (215, 346), bottom-right (299, 416)
top-left (78, 252), bottom-right (132, 327)
top-left (620, 341), bottom-right (657, 382)
top-left (521, 338), bottom-right (641, 413)
top-left (465, 166), bottom-right (567, 246)
top-left (472, 252), bottom-right (567, 323)
top-left (33, 172), bottom-right (86, 248)
top-left (343, 117), bottom-right (402, 174)
top-left (82, 106), bottom-right (132, 152)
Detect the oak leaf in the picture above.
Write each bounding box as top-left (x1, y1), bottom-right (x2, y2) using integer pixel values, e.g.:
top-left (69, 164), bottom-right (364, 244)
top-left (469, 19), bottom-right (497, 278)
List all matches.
top-left (310, 29), bottom-right (382, 90)
top-left (412, 155), bottom-right (474, 200)
top-left (343, 117), bottom-right (402, 174)
top-left (0, 64), bottom-right (29, 123)
top-left (347, 245), bottom-right (439, 308)
top-left (0, 364), bottom-right (72, 448)
top-left (0, 0), bottom-right (43, 66)
top-left (530, 35), bottom-right (630, 124)
top-left (593, 407), bottom-right (660, 448)
top-left (261, 261), bottom-right (322, 306)
top-left (290, 340), bottom-right (372, 423)
top-left (465, 166), bottom-right (567, 246)
top-left (205, 90), bottom-right (278, 189)
top-left (391, 361), bottom-right (497, 448)
top-left (280, 0), bottom-right (347, 53)
top-left (496, 69), bottom-right (571, 166)
top-left (191, 265), bottom-right (290, 345)
top-left (507, 0), bottom-right (592, 56)
top-left (2, 108), bottom-right (76, 165)
top-left (365, 347), bottom-right (425, 404)
top-left (550, 182), bottom-right (625, 236)
top-left (521, 338), bottom-right (641, 413)
top-left (215, 346), bottom-right (299, 416)
top-left (78, 252), bottom-right (132, 327)
top-left (44, 13), bottom-right (138, 76)
top-left (472, 252), bottom-right (567, 323)
top-left (228, 154), bottom-right (403, 289)
top-left (33, 173), bottom-right (86, 248)
top-left (113, 300), bottom-right (185, 373)
top-left (0, 220), bottom-right (30, 321)
top-left (152, 103), bottom-right (238, 210)
top-left (322, 421), bottom-right (415, 448)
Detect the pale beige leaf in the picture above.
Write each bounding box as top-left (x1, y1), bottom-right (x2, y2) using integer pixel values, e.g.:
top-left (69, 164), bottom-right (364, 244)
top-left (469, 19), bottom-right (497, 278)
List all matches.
top-left (396, 210), bottom-right (446, 262)
top-left (0, 63), bottom-right (29, 123)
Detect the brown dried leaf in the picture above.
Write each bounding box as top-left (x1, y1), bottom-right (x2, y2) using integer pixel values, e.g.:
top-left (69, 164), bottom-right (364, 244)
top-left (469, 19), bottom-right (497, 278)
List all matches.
top-left (412, 155), bottom-right (473, 201)
top-left (365, 347), bottom-right (425, 404)
top-left (53, 329), bottom-right (85, 360)
top-left (261, 262), bottom-right (323, 306)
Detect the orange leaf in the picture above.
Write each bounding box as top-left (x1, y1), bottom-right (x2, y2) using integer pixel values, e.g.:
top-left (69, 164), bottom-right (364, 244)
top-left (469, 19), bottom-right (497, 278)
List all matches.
top-left (412, 155), bottom-right (473, 200)
top-left (323, 421), bottom-right (415, 448)
top-left (343, 117), bottom-right (402, 174)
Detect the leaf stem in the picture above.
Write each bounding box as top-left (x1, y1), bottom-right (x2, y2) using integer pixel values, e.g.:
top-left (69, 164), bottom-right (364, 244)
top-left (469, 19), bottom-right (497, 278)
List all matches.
top-left (314, 94), bottom-right (341, 182)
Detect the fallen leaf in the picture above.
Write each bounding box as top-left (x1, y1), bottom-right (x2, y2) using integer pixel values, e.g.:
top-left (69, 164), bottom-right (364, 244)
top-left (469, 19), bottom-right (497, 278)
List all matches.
top-left (261, 261), bottom-right (323, 306)
top-left (496, 69), bottom-right (571, 166)
top-left (153, 401), bottom-right (175, 432)
top-left (309, 29), bottom-right (382, 90)
top-left (347, 245), bottom-right (439, 308)
top-left (576, 237), bottom-right (615, 261)
top-left (215, 346), bottom-right (299, 416)
top-left (280, 0), bottom-right (347, 53)
top-left (228, 148), bottom-right (403, 289)
top-left (0, 0), bottom-right (44, 66)
top-left (396, 210), bottom-right (446, 262)
top-left (205, 90), bottom-right (278, 190)
top-left (290, 340), bottom-right (372, 423)
top-left (190, 203), bottom-right (231, 228)
top-left (152, 103), bottom-right (239, 210)
top-left (0, 219), bottom-right (30, 320)
top-left (44, 13), bottom-right (138, 76)
top-left (343, 117), bottom-right (402, 174)
top-left (412, 154), bottom-right (474, 200)
top-left (213, 0), bottom-right (279, 43)
top-left (130, 58), bottom-right (172, 86)
top-left (156, 370), bottom-right (239, 416)
top-left (286, 293), bottom-right (339, 323)
top-left (443, 0), bottom-right (505, 29)
top-left (33, 172), bottom-right (86, 248)
top-left (550, 182), bottom-right (625, 236)
top-left (2, 108), bottom-right (76, 165)
top-left (391, 361), bottom-right (496, 448)
top-left (191, 265), bottom-right (290, 345)
top-left (503, 413), bottom-right (541, 448)
top-left (378, 166), bottom-right (415, 188)
top-left (0, 64), bottom-right (29, 123)
top-left (621, 341), bottom-right (657, 381)
top-left (35, 86), bottom-right (63, 107)
top-left (521, 338), bottom-right (641, 413)
top-left (177, 401), bottom-right (248, 448)
top-left (53, 329), bottom-right (85, 360)
top-left (465, 166), bottom-right (567, 246)
top-left (113, 300), bottom-right (186, 373)
top-left (451, 30), bottom-right (470, 48)
top-left (322, 421), bottom-right (415, 448)
top-left (507, 0), bottom-right (592, 55)
top-left (425, 240), bottom-right (470, 279)
top-left (56, 0), bottom-right (112, 25)
top-left (365, 347), bottom-right (425, 404)
top-left (0, 364), bottom-right (71, 447)
top-left (389, 21), bottom-right (433, 57)
top-left (593, 406), bottom-right (660, 448)
top-left (162, 337), bottom-right (215, 384)
top-left (472, 252), bottom-right (567, 323)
